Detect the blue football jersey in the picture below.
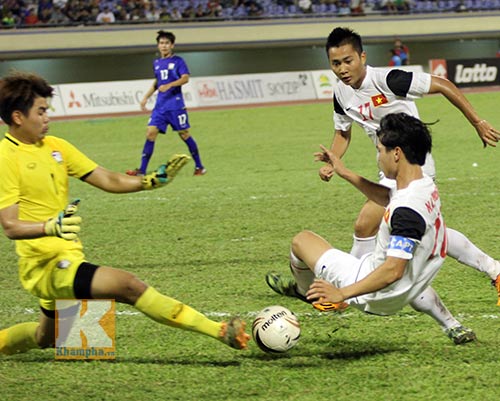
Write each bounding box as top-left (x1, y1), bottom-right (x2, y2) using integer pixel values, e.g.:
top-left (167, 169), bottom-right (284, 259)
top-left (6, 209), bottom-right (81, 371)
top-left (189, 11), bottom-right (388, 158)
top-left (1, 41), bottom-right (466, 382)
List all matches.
top-left (153, 55), bottom-right (189, 111)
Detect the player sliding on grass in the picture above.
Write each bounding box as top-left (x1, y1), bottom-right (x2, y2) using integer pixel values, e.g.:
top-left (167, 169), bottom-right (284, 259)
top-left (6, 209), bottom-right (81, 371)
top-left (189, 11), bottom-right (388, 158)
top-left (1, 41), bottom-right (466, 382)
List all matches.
top-left (0, 71), bottom-right (249, 356)
top-left (318, 27), bottom-right (500, 303)
top-left (269, 113), bottom-right (476, 344)
top-left (126, 30), bottom-right (206, 177)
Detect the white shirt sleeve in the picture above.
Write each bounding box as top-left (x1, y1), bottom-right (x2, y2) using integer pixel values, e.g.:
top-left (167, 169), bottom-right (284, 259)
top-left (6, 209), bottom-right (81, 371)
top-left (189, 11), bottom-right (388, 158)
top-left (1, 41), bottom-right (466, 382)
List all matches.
top-left (407, 72), bottom-right (432, 99)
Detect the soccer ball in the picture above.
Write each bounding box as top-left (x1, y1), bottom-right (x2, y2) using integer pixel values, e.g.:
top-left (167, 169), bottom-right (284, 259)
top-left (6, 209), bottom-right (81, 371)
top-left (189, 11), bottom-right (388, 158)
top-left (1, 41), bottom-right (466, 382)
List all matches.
top-left (252, 305), bottom-right (301, 353)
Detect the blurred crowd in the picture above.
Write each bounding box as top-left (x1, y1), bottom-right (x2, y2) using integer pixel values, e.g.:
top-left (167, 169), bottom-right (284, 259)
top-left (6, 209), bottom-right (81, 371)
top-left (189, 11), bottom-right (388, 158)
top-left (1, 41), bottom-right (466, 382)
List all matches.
top-left (2, 0), bottom-right (500, 28)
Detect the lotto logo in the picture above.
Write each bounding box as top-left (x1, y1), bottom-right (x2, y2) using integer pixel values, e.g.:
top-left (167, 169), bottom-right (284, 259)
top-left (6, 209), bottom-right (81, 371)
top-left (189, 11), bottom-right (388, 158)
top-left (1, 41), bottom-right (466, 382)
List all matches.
top-left (55, 299), bottom-right (116, 360)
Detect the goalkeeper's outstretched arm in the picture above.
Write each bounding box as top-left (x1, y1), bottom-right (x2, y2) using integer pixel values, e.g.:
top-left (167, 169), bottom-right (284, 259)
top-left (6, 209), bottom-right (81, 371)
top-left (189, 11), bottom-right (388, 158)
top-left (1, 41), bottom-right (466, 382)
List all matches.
top-left (83, 154), bottom-right (191, 193)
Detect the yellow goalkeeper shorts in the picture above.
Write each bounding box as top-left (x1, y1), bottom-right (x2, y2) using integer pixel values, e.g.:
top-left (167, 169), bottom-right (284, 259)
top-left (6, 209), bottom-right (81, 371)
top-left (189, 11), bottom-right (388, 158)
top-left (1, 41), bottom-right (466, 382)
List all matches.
top-left (18, 250), bottom-right (85, 311)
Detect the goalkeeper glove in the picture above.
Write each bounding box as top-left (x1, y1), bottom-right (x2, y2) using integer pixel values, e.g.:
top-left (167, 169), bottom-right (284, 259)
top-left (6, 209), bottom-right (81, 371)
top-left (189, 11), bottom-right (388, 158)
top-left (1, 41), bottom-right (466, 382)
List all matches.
top-left (63, 198), bottom-right (80, 217)
top-left (141, 154), bottom-right (191, 190)
top-left (44, 199), bottom-right (82, 240)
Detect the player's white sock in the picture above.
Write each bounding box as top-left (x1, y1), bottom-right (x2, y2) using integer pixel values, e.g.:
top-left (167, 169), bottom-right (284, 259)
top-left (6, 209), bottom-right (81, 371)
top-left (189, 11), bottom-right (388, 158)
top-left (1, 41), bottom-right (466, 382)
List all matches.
top-left (446, 228), bottom-right (500, 280)
top-left (290, 250), bottom-right (315, 296)
top-left (350, 235), bottom-right (376, 258)
top-left (410, 286), bottom-right (460, 330)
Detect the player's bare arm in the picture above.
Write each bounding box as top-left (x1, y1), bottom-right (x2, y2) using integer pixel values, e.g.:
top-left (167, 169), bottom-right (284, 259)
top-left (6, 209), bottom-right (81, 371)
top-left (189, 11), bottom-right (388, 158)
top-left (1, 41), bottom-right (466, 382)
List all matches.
top-left (306, 256), bottom-right (407, 303)
top-left (84, 166), bottom-right (145, 193)
top-left (0, 204), bottom-right (47, 240)
top-left (318, 145), bottom-right (390, 206)
top-left (429, 75), bottom-right (500, 147)
top-left (140, 80), bottom-right (158, 111)
top-left (316, 128), bottom-right (351, 181)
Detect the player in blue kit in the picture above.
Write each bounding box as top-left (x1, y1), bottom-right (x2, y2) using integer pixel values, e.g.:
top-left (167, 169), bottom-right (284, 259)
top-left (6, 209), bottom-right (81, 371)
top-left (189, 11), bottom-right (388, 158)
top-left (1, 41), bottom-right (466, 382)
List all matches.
top-left (127, 30), bottom-right (206, 176)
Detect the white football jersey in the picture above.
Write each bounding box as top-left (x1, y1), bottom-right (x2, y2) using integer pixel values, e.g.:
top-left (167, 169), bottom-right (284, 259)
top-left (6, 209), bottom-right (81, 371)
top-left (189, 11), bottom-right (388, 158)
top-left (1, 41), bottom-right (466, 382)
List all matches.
top-left (333, 66), bottom-right (436, 178)
top-left (357, 176), bottom-right (447, 315)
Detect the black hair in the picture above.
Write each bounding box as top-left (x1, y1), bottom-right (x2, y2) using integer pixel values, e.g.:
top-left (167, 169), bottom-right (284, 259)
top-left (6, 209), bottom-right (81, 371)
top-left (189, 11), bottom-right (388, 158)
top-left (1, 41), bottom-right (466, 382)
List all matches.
top-left (156, 30), bottom-right (175, 44)
top-left (325, 27), bottom-right (363, 56)
top-left (376, 113), bottom-right (432, 166)
top-left (0, 71), bottom-right (54, 125)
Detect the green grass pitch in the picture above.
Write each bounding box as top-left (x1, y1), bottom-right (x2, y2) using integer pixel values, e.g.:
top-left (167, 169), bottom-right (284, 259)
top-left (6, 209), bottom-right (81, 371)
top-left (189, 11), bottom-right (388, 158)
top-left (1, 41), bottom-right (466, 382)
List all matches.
top-left (0, 92), bottom-right (499, 401)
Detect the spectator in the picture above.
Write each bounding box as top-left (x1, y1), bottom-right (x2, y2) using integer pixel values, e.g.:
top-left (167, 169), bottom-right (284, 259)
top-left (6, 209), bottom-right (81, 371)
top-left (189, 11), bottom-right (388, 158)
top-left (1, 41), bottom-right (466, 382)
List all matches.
top-left (24, 7), bottom-right (40, 25)
top-left (76, 7), bottom-right (93, 24)
top-left (194, 4), bottom-right (207, 18)
top-left (388, 48), bottom-right (402, 66)
top-left (298, 0), bottom-right (313, 13)
top-left (39, 7), bottom-right (53, 23)
top-left (159, 6), bottom-right (171, 21)
top-left (37, 0), bottom-right (53, 19)
top-left (394, 0), bottom-right (410, 12)
top-left (96, 5), bottom-right (115, 23)
top-left (247, 0), bottom-right (264, 16)
top-left (115, 7), bottom-right (130, 22)
top-left (394, 38), bottom-right (410, 65)
top-left (182, 4), bottom-right (196, 19)
top-left (207, 0), bottom-right (223, 16)
top-left (48, 4), bottom-right (70, 24)
top-left (170, 7), bottom-right (183, 20)
top-left (338, 0), bottom-right (351, 15)
top-left (143, 3), bottom-right (160, 21)
top-left (63, 0), bottom-right (80, 22)
top-left (379, 0), bottom-right (398, 13)
top-left (129, 7), bottom-right (146, 21)
top-left (2, 10), bottom-right (17, 26)
top-left (350, 0), bottom-right (364, 14)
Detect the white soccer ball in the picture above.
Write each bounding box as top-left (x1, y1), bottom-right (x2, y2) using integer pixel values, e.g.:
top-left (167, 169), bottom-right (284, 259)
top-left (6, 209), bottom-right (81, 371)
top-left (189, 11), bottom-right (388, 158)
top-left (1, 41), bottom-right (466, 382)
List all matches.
top-left (252, 305), bottom-right (301, 353)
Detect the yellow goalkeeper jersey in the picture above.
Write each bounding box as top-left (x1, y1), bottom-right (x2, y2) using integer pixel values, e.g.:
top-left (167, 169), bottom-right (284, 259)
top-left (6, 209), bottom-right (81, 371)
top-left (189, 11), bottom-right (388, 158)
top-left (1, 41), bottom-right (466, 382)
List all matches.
top-left (0, 133), bottom-right (98, 258)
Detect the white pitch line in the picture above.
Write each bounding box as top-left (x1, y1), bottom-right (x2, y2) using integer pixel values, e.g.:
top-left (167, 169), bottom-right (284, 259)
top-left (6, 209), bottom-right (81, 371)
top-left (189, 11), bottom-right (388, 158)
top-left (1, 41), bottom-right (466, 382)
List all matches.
top-left (8, 308), bottom-right (499, 321)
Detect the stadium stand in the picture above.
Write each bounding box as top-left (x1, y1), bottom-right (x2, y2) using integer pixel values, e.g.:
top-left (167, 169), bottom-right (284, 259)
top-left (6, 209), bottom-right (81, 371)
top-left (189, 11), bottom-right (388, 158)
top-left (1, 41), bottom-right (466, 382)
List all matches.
top-left (2, 0), bottom-right (500, 28)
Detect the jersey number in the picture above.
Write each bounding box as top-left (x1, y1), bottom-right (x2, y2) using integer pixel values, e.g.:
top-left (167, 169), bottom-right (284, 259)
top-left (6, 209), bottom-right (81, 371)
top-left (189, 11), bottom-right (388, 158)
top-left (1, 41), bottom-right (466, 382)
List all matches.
top-left (430, 213), bottom-right (447, 259)
top-left (178, 113), bottom-right (187, 126)
top-left (358, 102), bottom-right (374, 121)
top-left (160, 69), bottom-right (169, 80)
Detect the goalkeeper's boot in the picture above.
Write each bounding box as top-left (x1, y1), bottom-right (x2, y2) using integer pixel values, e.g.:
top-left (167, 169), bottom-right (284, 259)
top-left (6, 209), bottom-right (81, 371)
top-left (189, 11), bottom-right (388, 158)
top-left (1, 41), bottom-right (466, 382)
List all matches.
top-left (194, 167), bottom-right (207, 176)
top-left (126, 168), bottom-right (144, 176)
top-left (445, 325), bottom-right (477, 345)
top-left (219, 317), bottom-right (250, 350)
top-left (492, 273), bottom-right (500, 306)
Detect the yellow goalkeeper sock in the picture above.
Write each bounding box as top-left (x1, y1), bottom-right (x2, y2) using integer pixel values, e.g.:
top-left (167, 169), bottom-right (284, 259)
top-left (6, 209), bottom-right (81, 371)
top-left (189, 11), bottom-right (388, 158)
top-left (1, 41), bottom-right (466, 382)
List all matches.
top-left (134, 287), bottom-right (222, 339)
top-left (0, 322), bottom-right (39, 355)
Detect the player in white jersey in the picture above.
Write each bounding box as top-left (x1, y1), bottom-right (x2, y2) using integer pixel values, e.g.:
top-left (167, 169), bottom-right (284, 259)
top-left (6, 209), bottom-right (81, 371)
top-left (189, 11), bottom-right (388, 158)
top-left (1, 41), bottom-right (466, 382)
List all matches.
top-left (268, 113), bottom-right (475, 343)
top-left (318, 27), bottom-right (500, 305)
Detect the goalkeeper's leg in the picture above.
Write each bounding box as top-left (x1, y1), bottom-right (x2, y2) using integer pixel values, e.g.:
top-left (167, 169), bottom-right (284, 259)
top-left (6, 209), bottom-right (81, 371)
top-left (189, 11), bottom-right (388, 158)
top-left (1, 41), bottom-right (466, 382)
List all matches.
top-left (90, 266), bottom-right (249, 349)
top-left (0, 309), bottom-right (65, 355)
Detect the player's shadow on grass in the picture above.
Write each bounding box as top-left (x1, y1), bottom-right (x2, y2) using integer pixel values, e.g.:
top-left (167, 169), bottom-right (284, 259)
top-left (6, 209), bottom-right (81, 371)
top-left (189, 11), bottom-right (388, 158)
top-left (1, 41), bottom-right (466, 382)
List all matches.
top-left (0, 353), bottom-right (242, 367)
top-left (247, 339), bottom-right (404, 364)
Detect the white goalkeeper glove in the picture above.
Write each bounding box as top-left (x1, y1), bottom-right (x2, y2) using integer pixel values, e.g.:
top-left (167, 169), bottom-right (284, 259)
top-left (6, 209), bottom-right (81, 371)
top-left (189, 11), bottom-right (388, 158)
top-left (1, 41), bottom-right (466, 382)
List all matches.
top-left (44, 199), bottom-right (81, 240)
top-left (141, 154), bottom-right (191, 190)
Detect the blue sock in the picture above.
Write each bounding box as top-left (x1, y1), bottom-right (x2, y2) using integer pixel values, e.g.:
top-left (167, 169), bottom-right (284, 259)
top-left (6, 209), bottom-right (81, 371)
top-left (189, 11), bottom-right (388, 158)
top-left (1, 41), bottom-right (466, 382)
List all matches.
top-left (139, 140), bottom-right (155, 174)
top-left (184, 137), bottom-right (203, 169)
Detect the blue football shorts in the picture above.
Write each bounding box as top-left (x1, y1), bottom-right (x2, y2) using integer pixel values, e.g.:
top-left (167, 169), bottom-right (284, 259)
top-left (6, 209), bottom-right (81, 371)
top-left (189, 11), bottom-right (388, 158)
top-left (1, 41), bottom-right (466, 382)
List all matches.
top-left (148, 108), bottom-right (190, 133)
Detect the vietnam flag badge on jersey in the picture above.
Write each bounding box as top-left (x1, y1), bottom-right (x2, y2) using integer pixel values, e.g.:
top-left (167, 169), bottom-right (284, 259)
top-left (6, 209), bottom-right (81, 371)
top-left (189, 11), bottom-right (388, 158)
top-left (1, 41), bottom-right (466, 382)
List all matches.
top-left (371, 93), bottom-right (388, 107)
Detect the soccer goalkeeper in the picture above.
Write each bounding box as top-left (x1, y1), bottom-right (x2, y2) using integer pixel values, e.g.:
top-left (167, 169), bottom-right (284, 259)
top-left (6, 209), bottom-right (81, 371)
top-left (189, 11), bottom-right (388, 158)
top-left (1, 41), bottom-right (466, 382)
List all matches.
top-left (0, 71), bottom-right (249, 356)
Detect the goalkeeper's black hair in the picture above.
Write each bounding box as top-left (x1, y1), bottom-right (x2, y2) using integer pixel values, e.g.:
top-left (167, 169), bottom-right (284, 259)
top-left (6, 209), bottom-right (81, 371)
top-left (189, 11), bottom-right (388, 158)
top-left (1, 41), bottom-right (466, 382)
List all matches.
top-left (376, 113), bottom-right (432, 166)
top-left (0, 70), bottom-right (54, 125)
